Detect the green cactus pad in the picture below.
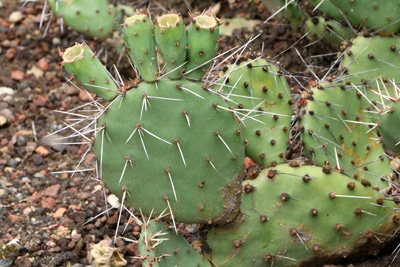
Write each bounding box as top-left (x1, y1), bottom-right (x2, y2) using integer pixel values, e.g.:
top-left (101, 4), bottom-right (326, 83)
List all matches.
top-left (138, 219), bottom-right (209, 267)
top-left (305, 16), bottom-right (353, 49)
top-left (305, 0), bottom-right (344, 21)
top-left (340, 35), bottom-right (400, 85)
top-left (123, 14), bottom-right (159, 82)
top-left (205, 164), bottom-right (398, 267)
top-left (155, 14), bottom-right (187, 80)
top-left (330, 0), bottom-right (400, 36)
top-left (62, 43), bottom-right (119, 100)
top-left (379, 100), bottom-right (400, 153)
top-left (95, 78), bottom-right (244, 224)
top-left (185, 14), bottom-right (219, 80)
top-left (217, 58), bottom-right (292, 167)
top-left (300, 82), bottom-right (392, 189)
top-left (48, 0), bottom-right (114, 38)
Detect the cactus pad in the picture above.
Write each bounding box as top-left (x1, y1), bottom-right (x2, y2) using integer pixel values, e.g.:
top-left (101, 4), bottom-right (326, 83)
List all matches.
top-left (300, 82), bottom-right (392, 189)
top-left (95, 79), bottom-right (244, 224)
top-left (218, 58), bottom-right (292, 167)
top-left (48, 0), bottom-right (114, 38)
top-left (205, 164), bottom-right (398, 266)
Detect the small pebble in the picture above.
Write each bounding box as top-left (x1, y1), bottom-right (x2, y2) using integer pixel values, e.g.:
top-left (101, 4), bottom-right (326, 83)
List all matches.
top-left (37, 58), bottom-right (49, 71)
top-left (16, 135), bottom-right (27, 146)
top-left (44, 184), bottom-right (61, 197)
top-left (5, 47), bottom-right (16, 59)
top-left (25, 141), bottom-right (37, 154)
top-left (26, 65), bottom-right (43, 79)
top-left (7, 158), bottom-right (21, 168)
top-left (11, 70), bottom-right (25, 81)
top-left (8, 11), bottom-right (23, 23)
top-left (0, 86), bottom-right (15, 96)
top-left (0, 115), bottom-right (9, 128)
top-left (32, 153), bottom-right (43, 165)
top-left (79, 90), bottom-right (96, 102)
top-left (41, 134), bottom-right (68, 152)
top-left (35, 145), bottom-right (50, 157)
top-left (53, 207), bottom-right (67, 219)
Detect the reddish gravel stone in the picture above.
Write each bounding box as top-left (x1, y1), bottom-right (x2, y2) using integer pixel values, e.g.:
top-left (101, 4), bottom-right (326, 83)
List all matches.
top-left (10, 69), bottom-right (25, 81)
top-left (44, 184), bottom-right (61, 197)
top-left (41, 196), bottom-right (56, 209)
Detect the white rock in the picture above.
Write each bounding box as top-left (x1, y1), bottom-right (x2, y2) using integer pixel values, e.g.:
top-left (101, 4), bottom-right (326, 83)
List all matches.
top-left (9, 11), bottom-right (24, 23)
top-left (0, 87), bottom-right (15, 96)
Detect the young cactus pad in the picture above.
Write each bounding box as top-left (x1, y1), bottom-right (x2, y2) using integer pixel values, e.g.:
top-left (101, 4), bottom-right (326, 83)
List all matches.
top-left (205, 164), bottom-right (398, 266)
top-left (217, 58), bottom-right (292, 167)
top-left (123, 14), bottom-right (159, 82)
top-left (62, 43), bottom-right (119, 100)
top-left (48, 0), bottom-right (114, 38)
top-left (185, 14), bottom-right (220, 80)
top-left (154, 14), bottom-right (187, 79)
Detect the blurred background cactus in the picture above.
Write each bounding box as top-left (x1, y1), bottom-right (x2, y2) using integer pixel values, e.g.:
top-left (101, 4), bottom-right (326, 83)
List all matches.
top-left (53, 1), bottom-right (400, 266)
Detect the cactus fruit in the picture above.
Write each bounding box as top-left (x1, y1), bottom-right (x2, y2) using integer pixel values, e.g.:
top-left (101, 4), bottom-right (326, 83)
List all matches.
top-left (299, 81), bottom-right (393, 189)
top-left (61, 13), bottom-right (245, 224)
top-left (137, 218), bottom-right (209, 266)
top-left (205, 164), bottom-right (398, 267)
top-left (217, 58), bottom-right (292, 167)
top-left (47, 0), bottom-right (114, 38)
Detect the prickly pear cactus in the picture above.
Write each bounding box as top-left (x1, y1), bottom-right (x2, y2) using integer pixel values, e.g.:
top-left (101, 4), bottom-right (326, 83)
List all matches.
top-left (205, 164), bottom-right (398, 267)
top-left (217, 58), bottom-right (292, 167)
top-left (48, 0), bottom-right (114, 38)
top-left (61, 13), bottom-right (245, 224)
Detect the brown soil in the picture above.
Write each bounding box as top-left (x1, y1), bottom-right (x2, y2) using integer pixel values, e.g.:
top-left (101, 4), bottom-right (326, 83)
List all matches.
top-left (0, 0), bottom-right (399, 266)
